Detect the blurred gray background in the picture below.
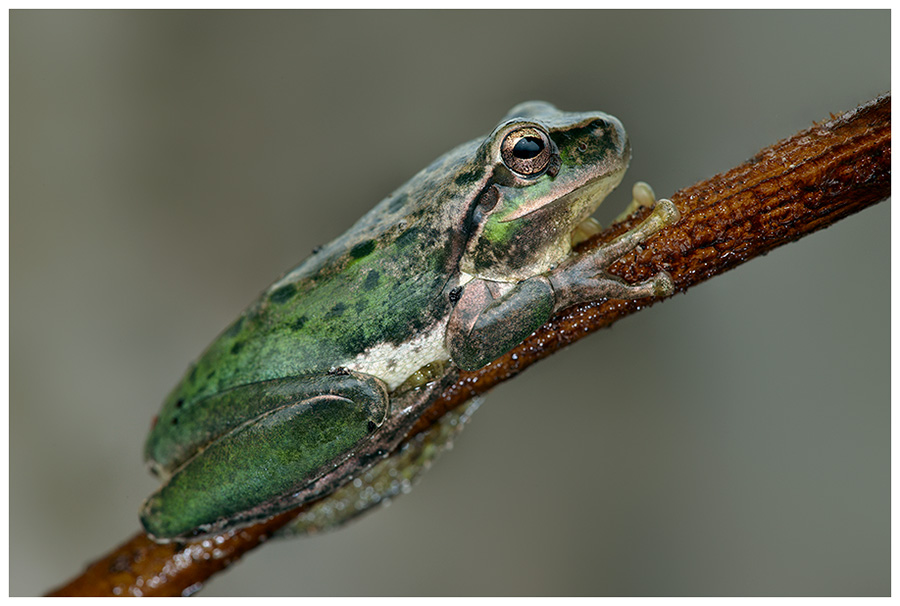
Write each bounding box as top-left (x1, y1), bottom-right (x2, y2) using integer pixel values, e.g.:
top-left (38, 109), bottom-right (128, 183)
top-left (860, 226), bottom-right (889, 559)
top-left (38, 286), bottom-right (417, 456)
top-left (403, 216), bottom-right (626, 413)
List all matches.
top-left (11, 10), bottom-right (889, 596)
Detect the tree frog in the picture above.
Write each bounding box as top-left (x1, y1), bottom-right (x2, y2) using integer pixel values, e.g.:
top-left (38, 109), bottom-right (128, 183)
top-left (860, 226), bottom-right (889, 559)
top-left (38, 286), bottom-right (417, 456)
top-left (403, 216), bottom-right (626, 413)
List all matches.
top-left (141, 101), bottom-right (680, 541)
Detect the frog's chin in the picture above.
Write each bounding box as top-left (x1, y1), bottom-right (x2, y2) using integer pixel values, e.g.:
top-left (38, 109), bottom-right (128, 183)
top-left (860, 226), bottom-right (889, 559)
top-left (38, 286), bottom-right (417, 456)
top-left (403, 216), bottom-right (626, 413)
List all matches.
top-left (570, 168), bottom-right (628, 217)
top-left (502, 167), bottom-right (626, 226)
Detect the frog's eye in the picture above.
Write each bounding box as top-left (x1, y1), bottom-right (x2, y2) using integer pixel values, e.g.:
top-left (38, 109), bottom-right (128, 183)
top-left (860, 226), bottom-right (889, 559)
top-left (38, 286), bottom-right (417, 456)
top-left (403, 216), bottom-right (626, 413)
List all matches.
top-left (500, 126), bottom-right (553, 177)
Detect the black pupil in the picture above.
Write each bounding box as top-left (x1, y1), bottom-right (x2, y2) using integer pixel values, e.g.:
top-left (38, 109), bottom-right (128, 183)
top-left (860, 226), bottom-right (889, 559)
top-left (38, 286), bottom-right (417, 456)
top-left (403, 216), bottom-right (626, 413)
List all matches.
top-left (512, 136), bottom-right (544, 159)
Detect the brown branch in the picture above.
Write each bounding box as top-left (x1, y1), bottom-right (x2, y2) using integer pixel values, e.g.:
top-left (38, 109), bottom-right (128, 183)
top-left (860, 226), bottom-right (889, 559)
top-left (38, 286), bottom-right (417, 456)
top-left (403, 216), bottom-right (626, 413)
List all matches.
top-left (47, 94), bottom-right (891, 597)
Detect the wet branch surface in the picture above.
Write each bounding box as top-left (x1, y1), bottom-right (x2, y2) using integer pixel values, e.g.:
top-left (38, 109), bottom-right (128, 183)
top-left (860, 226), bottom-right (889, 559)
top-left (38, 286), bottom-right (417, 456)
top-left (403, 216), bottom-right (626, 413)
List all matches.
top-left (48, 94), bottom-right (890, 597)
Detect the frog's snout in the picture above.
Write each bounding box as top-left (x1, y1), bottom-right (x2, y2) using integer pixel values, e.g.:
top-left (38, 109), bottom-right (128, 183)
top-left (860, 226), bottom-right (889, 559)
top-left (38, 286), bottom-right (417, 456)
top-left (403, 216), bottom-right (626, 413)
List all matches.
top-left (597, 115), bottom-right (629, 161)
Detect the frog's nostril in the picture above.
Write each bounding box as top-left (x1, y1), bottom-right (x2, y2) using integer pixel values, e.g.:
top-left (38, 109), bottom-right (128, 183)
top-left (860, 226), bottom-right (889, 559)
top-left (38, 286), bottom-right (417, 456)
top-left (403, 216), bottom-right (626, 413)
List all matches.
top-left (589, 118), bottom-right (610, 134)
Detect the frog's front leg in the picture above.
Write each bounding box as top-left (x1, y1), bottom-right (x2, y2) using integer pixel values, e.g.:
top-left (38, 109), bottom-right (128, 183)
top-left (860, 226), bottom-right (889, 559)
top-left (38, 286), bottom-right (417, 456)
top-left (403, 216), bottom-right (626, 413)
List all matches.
top-left (140, 370), bottom-right (389, 540)
top-left (447, 199), bottom-right (679, 371)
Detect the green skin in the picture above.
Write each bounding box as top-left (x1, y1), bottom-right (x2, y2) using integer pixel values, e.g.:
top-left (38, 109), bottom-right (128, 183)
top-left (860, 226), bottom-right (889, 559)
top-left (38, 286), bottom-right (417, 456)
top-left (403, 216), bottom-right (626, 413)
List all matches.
top-left (141, 101), bottom-right (680, 541)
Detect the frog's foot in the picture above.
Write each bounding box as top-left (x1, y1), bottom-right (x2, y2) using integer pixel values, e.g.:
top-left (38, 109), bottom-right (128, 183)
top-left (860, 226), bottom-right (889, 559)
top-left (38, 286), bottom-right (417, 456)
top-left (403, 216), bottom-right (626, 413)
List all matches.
top-left (550, 198), bottom-right (679, 309)
top-left (570, 269), bottom-right (675, 305)
top-left (593, 197), bottom-right (680, 267)
top-left (588, 269), bottom-right (674, 300)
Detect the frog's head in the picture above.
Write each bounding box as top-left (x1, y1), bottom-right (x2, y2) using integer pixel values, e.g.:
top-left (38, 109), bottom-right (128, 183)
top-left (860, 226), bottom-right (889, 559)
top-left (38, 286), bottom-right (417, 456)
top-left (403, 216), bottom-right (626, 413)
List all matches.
top-left (460, 101), bottom-right (630, 282)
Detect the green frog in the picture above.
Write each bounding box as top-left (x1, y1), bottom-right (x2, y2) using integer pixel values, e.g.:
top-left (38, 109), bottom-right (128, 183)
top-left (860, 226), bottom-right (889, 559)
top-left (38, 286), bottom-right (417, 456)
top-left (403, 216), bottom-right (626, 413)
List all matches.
top-left (141, 101), bottom-right (680, 541)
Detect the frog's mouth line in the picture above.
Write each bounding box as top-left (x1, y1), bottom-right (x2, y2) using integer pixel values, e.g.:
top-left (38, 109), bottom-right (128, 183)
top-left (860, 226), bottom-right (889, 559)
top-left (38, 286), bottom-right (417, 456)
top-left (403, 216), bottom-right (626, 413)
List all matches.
top-left (500, 169), bottom-right (626, 223)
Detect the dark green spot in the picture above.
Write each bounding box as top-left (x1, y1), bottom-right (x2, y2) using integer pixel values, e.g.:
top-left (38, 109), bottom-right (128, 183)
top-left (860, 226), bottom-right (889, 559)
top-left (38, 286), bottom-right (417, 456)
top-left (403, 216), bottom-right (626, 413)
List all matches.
top-left (363, 270), bottom-right (380, 291)
top-left (269, 283), bottom-right (297, 304)
top-left (224, 317), bottom-right (244, 337)
top-left (350, 240), bottom-right (376, 260)
top-left (341, 328), bottom-right (368, 355)
top-left (355, 299), bottom-right (368, 314)
top-left (290, 315), bottom-right (308, 331)
top-left (230, 341), bottom-right (244, 355)
top-left (206, 369), bottom-right (216, 380)
top-left (455, 168), bottom-right (481, 187)
top-left (395, 227), bottom-right (421, 248)
top-left (388, 193), bottom-right (408, 213)
top-left (325, 302), bottom-right (347, 319)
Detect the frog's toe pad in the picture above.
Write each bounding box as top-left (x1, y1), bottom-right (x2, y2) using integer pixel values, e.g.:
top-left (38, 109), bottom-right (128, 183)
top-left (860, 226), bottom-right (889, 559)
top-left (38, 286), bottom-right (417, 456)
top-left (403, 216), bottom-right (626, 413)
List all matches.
top-left (652, 271), bottom-right (675, 297)
top-left (632, 181), bottom-right (657, 209)
top-left (653, 198), bottom-right (680, 227)
top-left (571, 216), bottom-right (604, 246)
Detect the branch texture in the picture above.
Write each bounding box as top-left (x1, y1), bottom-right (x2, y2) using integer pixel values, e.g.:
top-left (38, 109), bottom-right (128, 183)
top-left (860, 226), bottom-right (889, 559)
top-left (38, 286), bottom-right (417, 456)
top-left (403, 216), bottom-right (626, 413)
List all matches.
top-left (48, 94), bottom-right (890, 597)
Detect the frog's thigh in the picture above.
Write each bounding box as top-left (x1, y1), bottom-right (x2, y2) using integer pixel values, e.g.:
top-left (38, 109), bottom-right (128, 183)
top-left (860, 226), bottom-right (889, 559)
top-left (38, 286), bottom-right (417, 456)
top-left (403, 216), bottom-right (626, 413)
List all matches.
top-left (141, 371), bottom-right (389, 540)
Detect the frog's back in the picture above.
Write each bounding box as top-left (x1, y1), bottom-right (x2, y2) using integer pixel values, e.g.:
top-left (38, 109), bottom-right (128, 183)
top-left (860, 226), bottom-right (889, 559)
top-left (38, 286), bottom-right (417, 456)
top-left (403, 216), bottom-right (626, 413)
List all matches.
top-left (166, 137), bottom-right (483, 410)
top-left (181, 226), bottom-right (451, 403)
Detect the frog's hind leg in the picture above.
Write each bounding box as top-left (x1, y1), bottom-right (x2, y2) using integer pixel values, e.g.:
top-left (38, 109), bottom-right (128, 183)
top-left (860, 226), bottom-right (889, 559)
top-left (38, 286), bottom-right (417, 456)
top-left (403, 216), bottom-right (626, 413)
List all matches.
top-left (281, 396), bottom-right (486, 537)
top-left (141, 370), bottom-right (389, 541)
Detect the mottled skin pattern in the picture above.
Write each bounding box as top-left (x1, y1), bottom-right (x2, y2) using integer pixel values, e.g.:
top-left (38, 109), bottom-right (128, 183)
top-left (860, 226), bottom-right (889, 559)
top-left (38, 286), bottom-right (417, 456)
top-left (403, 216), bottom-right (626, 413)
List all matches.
top-left (141, 102), bottom-right (678, 540)
top-left (145, 138), bottom-right (478, 477)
